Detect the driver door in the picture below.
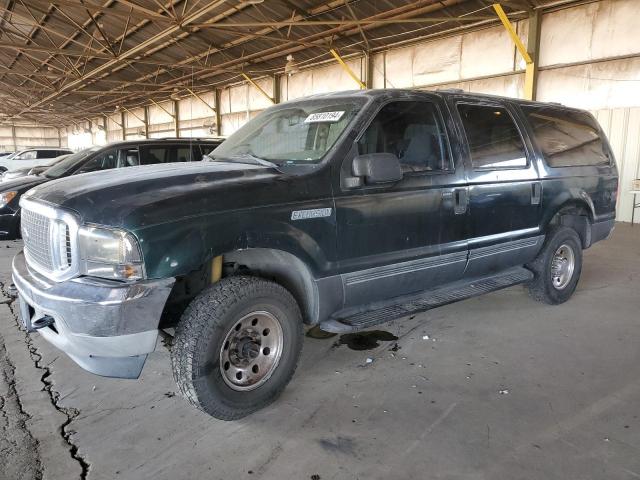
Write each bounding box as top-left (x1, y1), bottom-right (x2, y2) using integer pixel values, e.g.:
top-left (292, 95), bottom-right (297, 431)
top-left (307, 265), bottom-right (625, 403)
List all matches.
top-left (334, 97), bottom-right (470, 308)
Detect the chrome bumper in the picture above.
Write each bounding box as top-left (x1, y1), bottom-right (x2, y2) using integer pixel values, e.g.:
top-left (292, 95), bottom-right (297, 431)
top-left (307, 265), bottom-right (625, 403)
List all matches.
top-left (12, 250), bottom-right (175, 379)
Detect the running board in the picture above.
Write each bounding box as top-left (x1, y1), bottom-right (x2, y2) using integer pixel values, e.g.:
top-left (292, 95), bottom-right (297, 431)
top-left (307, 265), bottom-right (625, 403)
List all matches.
top-left (320, 267), bottom-right (534, 333)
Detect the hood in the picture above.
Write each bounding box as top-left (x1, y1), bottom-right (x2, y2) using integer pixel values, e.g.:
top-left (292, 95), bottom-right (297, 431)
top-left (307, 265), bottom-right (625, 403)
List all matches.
top-left (1, 175), bottom-right (47, 193)
top-left (24, 161), bottom-right (286, 228)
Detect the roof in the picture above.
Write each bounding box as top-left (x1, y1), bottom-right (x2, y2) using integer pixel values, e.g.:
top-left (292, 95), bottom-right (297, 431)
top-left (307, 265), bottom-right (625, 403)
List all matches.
top-left (0, 0), bottom-right (580, 126)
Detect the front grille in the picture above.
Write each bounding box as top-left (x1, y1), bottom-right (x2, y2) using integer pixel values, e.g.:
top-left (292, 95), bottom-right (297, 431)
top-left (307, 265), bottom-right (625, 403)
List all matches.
top-left (20, 202), bottom-right (76, 281)
top-left (21, 208), bottom-right (54, 272)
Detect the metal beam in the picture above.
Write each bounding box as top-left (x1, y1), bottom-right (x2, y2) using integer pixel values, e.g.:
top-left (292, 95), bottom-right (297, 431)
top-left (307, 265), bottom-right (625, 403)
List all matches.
top-left (241, 73), bottom-right (274, 104)
top-left (492, 3), bottom-right (536, 100)
top-left (330, 49), bottom-right (365, 89)
top-left (191, 16), bottom-right (497, 28)
top-left (7, 0), bottom-right (227, 121)
top-left (121, 110), bottom-right (126, 140)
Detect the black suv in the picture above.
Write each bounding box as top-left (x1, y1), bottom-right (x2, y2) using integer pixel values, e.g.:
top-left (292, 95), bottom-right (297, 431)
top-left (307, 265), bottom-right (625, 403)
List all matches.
top-left (12, 90), bottom-right (617, 420)
top-left (0, 138), bottom-right (222, 239)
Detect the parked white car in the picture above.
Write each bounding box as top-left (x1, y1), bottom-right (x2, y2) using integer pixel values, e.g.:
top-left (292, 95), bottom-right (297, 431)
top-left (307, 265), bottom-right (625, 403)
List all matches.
top-left (0, 147), bottom-right (72, 172)
top-left (1, 154), bottom-right (71, 182)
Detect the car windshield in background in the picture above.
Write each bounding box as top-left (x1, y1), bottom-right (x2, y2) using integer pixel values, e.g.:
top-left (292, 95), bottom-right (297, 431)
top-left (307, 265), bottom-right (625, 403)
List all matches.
top-left (43, 147), bottom-right (98, 179)
top-left (209, 100), bottom-right (363, 165)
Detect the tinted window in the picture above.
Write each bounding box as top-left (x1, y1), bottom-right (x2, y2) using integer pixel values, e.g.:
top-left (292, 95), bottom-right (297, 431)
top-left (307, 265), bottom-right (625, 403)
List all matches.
top-left (37, 150), bottom-right (59, 159)
top-left (175, 146), bottom-right (193, 162)
top-left (121, 148), bottom-right (139, 167)
top-left (199, 143), bottom-right (219, 160)
top-left (522, 107), bottom-right (609, 167)
top-left (458, 104), bottom-right (527, 169)
top-left (75, 148), bottom-right (118, 174)
top-left (358, 101), bottom-right (451, 173)
top-left (140, 146), bottom-right (170, 165)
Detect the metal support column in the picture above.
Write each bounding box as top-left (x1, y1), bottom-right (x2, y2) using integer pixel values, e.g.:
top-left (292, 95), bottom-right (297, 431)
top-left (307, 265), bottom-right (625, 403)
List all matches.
top-left (215, 89), bottom-right (223, 136)
top-left (143, 106), bottom-right (150, 138)
top-left (365, 51), bottom-right (374, 89)
top-left (11, 124), bottom-right (17, 152)
top-left (526, 9), bottom-right (541, 101)
top-left (273, 75), bottom-right (281, 104)
top-left (120, 111), bottom-right (126, 140)
top-left (173, 100), bottom-right (180, 138)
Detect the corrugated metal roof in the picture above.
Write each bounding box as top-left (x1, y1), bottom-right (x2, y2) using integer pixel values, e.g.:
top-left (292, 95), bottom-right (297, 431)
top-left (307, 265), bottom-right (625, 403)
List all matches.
top-left (0, 0), bottom-right (572, 124)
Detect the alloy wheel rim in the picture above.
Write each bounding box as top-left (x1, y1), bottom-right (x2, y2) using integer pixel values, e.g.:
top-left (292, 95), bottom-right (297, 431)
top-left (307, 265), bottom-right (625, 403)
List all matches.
top-left (219, 311), bottom-right (284, 391)
top-left (550, 243), bottom-right (575, 290)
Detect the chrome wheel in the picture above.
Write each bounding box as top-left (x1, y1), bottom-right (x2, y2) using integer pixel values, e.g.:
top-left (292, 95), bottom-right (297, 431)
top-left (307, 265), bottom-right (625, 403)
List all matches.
top-left (550, 243), bottom-right (575, 290)
top-left (219, 311), bottom-right (284, 391)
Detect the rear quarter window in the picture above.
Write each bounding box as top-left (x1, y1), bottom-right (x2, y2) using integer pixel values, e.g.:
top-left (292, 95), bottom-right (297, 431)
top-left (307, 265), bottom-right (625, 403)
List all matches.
top-left (522, 106), bottom-right (609, 167)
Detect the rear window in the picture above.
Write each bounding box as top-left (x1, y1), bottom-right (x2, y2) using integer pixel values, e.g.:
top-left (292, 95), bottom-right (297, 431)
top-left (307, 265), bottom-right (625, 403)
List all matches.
top-left (522, 106), bottom-right (609, 167)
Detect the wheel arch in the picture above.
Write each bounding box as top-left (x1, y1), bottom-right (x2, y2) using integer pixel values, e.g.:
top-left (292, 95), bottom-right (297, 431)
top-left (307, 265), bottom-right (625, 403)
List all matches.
top-left (223, 248), bottom-right (320, 325)
top-left (543, 194), bottom-right (595, 249)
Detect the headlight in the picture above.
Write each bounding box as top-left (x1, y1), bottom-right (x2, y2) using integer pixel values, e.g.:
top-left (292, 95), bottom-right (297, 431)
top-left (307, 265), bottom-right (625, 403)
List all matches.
top-left (78, 226), bottom-right (145, 281)
top-left (0, 191), bottom-right (17, 208)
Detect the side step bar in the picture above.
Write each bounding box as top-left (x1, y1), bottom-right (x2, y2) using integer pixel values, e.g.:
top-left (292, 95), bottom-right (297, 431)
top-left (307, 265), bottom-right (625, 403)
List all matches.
top-left (320, 267), bottom-right (534, 333)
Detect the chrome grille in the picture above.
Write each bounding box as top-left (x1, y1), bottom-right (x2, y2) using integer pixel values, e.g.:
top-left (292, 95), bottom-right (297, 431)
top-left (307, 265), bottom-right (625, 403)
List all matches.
top-left (21, 208), bottom-right (54, 272)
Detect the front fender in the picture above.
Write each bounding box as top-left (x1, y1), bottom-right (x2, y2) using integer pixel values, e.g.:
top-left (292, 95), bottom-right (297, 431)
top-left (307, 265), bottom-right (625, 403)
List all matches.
top-left (134, 203), bottom-right (336, 280)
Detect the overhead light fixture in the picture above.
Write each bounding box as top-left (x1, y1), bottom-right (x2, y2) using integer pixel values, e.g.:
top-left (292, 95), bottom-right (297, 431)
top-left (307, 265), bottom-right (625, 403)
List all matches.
top-left (114, 105), bottom-right (120, 113)
top-left (284, 54), bottom-right (299, 76)
top-left (240, 0), bottom-right (264, 4)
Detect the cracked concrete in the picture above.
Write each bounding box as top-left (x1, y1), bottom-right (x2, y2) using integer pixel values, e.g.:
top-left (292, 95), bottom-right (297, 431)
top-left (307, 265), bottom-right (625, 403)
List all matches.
top-left (0, 226), bottom-right (639, 480)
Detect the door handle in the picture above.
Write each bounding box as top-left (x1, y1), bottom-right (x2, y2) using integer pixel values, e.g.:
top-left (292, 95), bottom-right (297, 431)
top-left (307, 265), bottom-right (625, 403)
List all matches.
top-left (453, 187), bottom-right (468, 215)
top-left (531, 182), bottom-right (542, 205)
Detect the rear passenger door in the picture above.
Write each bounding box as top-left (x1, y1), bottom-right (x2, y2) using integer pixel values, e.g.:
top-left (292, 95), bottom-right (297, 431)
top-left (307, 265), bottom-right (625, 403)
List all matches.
top-left (335, 97), bottom-right (470, 307)
top-left (453, 99), bottom-right (544, 277)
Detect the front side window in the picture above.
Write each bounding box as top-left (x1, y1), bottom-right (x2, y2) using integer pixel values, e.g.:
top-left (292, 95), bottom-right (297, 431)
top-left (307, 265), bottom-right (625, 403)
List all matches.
top-left (522, 106), bottom-right (609, 167)
top-left (120, 148), bottom-right (139, 167)
top-left (16, 151), bottom-right (37, 160)
top-left (140, 146), bottom-right (170, 165)
top-left (358, 101), bottom-right (451, 173)
top-left (458, 104), bottom-right (527, 169)
top-left (210, 100), bottom-right (363, 165)
top-left (75, 148), bottom-right (118, 174)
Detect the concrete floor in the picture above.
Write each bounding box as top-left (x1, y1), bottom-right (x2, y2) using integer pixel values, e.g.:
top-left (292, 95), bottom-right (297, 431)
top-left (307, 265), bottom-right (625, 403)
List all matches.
top-left (0, 224), bottom-right (639, 480)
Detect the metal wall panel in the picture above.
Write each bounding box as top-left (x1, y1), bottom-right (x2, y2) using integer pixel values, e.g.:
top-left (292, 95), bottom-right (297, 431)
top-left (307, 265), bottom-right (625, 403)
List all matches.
top-left (594, 107), bottom-right (640, 223)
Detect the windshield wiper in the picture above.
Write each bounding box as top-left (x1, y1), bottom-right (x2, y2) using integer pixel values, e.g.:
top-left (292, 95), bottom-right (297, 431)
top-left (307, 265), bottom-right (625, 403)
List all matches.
top-left (213, 153), bottom-right (282, 170)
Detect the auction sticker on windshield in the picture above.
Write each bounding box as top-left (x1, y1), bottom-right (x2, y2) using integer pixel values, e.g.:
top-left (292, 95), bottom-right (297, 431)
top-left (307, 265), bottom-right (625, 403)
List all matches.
top-left (304, 111), bottom-right (345, 123)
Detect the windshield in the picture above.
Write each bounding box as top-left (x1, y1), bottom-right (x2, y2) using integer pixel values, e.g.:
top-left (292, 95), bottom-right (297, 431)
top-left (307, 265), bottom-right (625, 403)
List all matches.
top-left (209, 100), bottom-right (363, 165)
top-left (43, 147), bottom-right (98, 179)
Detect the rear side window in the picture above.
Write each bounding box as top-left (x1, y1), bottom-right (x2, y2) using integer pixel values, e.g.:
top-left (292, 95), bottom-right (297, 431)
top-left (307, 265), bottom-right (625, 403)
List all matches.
top-left (37, 150), bottom-right (59, 159)
top-left (358, 101), bottom-right (451, 173)
top-left (457, 104), bottom-right (527, 169)
top-left (522, 107), bottom-right (609, 167)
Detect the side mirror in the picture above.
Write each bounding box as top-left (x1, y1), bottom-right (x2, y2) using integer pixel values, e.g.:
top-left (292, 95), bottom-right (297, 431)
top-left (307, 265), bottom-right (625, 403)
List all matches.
top-left (352, 153), bottom-right (403, 185)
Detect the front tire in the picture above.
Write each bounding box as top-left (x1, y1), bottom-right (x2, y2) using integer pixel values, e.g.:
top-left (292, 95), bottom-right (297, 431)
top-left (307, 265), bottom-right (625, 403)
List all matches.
top-left (171, 276), bottom-right (303, 420)
top-left (527, 226), bottom-right (583, 305)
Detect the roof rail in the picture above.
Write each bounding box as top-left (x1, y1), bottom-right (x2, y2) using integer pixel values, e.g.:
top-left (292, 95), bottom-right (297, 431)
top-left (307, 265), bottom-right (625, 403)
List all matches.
top-left (436, 88), bottom-right (465, 93)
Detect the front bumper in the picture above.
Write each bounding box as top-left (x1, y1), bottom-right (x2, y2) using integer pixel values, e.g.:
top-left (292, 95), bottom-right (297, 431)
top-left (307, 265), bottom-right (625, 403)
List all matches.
top-left (12, 250), bottom-right (175, 378)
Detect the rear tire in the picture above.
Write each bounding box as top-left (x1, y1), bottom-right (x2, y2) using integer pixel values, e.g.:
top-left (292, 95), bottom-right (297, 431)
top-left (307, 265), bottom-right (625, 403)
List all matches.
top-left (171, 276), bottom-right (303, 420)
top-left (527, 226), bottom-right (583, 305)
